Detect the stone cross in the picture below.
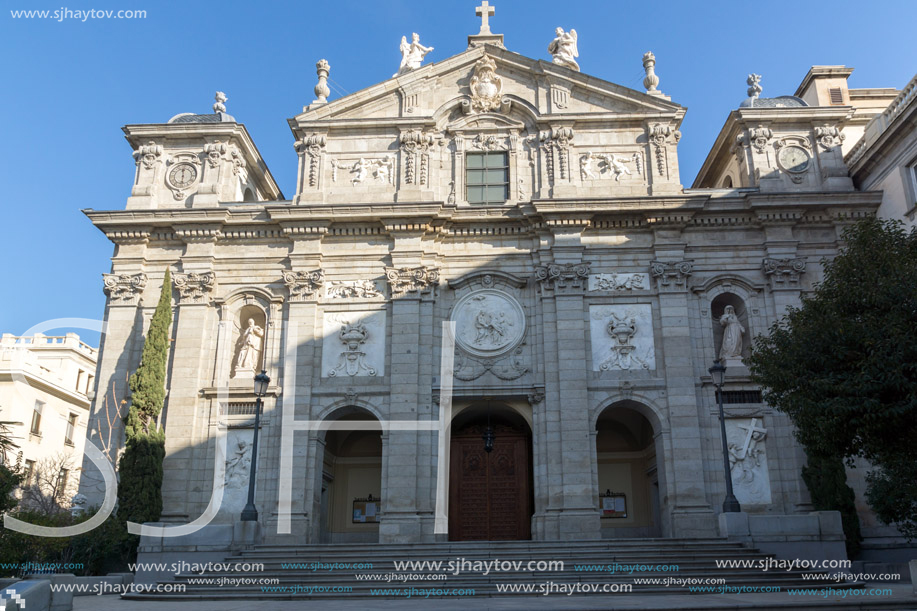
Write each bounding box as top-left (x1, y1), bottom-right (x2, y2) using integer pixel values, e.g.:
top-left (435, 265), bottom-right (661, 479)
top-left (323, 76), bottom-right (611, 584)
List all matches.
top-left (476, 1), bottom-right (495, 34)
top-left (737, 417), bottom-right (767, 459)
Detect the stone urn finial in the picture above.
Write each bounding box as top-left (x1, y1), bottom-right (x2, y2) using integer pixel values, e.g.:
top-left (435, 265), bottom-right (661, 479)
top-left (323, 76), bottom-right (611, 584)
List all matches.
top-left (747, 73), bottom-right (762, 100)
top-left (642, 52), bottom-right (660, 93)
top-left (213, 91), bottom-right (227, 113)
top-left (314, 59), bottom-right (331, 104)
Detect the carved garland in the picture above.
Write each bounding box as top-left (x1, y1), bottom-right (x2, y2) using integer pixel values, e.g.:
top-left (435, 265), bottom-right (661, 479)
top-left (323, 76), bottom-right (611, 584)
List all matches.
top-left (399, 129), bottom-right (435, 185)
top-left (648, 123), bottom-right (681, 176)
top-left (538, 127), bottom-right (575, 183)
top-left (295, 133), bottom-right (327, 187)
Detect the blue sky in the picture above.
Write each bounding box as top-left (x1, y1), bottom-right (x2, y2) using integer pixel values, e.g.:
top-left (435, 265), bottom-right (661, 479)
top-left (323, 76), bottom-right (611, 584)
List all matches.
top-left (1, 0), bottom-right (915, 347)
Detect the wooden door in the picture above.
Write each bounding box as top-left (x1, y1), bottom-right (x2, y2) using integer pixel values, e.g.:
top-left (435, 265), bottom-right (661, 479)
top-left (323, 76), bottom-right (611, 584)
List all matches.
top-left (449, 426), bottom-right (531, 540)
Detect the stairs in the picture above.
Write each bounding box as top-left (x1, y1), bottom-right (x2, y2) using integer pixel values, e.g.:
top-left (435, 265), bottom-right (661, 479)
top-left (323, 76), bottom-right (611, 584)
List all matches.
top-left (125, 538), bottom-right (865, 600)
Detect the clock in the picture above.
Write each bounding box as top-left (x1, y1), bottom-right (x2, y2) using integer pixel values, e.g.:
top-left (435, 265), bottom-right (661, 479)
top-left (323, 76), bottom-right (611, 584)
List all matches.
top-left (777, 145), bottom-right (809, 174)
top-left (168, 163), bottom-right (198, 189)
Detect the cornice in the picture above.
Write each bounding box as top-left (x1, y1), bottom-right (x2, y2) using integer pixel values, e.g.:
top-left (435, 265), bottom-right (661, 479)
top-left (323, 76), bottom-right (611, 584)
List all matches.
top-left (0, 370), bottom-right (91, 409)
top-left (86, 189), bottom-right (882, 248)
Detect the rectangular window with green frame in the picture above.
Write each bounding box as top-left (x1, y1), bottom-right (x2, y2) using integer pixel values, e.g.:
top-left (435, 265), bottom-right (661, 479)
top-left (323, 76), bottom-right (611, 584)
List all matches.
top-left (466, 152), bottom-right (509, 204)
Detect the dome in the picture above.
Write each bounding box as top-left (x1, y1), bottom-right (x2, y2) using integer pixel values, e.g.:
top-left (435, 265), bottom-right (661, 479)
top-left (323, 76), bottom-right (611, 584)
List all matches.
top-left (739, 95), bottom-right (808, 108)
top-left (167, 111), bottom-right (236, 124)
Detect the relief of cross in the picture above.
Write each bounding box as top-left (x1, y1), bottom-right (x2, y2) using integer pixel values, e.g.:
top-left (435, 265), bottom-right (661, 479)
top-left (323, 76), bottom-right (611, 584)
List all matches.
top-left (476, 1), bottom-right (495, 34)
top-left (737, 417), bottom-right (767, 459)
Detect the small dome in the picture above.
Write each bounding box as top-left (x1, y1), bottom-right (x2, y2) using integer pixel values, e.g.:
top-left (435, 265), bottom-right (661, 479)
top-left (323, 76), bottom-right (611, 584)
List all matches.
top-left (167, 112), bottom-right (236, 124)
top-left (740, 95), bottom-right (808, 109)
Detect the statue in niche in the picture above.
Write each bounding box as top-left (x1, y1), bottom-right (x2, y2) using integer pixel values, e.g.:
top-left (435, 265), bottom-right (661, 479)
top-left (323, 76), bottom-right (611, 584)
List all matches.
top-left (233, 318), bottom-right (264, 378)
top-left (397, 33), bottom-right (434, 74)
top-left (548, 27), bottom-right (579, 71)
top-left (225, 439), bottom-right (251, 489)
top-left (718, 305), bottom-right (745, 361)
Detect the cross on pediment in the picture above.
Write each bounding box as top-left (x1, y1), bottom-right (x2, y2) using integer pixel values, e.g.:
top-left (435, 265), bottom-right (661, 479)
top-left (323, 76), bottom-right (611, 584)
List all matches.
top-left (476, 1), bottom-right (495, 34)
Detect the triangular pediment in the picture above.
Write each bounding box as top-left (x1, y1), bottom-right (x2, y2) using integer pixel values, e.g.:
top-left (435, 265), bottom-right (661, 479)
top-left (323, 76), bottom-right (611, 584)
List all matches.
top-left (290, 45), bottom-right (683, 134)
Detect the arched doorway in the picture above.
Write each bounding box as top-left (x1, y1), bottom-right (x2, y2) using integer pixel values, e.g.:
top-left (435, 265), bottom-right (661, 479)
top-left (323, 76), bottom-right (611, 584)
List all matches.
top-left (318, 409), bottom-right (382, 543)
top-left (449, 402), bottom-right (533, 541)
top-left (595, 401), bottom-right (664, 538)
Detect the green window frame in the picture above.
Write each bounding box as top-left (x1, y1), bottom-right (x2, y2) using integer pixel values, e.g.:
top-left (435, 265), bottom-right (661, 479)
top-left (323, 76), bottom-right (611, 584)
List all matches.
top-left (466, 152), bottom-right (509, 204)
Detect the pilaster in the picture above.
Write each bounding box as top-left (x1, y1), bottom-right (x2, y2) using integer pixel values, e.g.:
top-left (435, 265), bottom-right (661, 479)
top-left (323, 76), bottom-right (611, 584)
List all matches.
top-left (533, 253), bottom-right (601, 540)
top-left (649, 218), bottom-right (717, 536)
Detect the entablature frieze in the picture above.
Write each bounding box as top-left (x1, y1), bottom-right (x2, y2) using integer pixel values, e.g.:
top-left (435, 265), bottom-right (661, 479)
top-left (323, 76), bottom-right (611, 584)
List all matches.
top-left (87, 190), bottom-right (882, 251)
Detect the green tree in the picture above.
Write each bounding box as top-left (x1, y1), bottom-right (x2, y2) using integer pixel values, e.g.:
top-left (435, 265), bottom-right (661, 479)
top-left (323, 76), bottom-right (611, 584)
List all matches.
top-left (748, 217), bottom-right (917, 541)
top-left (117, 270), bottom-right (172, 529)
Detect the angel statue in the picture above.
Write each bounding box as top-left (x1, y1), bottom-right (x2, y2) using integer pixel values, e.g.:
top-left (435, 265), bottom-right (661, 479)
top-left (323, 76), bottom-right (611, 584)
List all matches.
top-left (397, 33), bottom-right (434, 75)
top-left (233, 318), bottom-right (264, 378)
top-left (548, 27), bottom-right (579, 71)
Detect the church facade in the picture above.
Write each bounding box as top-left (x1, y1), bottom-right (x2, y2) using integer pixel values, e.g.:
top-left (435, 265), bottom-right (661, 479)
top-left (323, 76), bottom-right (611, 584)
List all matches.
top-left (79, 15), bottom-right (882, 554)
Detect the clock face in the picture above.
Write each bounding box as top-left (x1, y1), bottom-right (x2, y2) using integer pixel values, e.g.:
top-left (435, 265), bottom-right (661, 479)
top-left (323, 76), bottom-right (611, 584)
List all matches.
top-left (168, 163), bottom-right (197, 188)
top-left (777, 146), bottom-right (809, 173)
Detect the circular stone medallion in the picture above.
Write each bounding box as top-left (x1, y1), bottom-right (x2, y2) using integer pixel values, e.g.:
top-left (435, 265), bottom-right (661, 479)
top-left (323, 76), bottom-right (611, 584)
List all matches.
top-left (451, 289), bottom-right (525, 358)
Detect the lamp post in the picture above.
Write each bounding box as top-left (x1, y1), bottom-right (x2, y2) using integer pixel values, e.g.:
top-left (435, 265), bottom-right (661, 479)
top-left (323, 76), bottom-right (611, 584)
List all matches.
top-left (241, 370), bottom-right (270, 522)
top-left (709, 360), bottom-right (741, 513)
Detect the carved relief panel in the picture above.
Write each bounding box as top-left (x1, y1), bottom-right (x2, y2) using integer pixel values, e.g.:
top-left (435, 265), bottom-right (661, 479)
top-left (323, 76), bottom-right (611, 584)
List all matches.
top-left (578, 151), bottom-right (644, 183)
top-left (448, 273), bottom-right (529, 382)
top-left (321, 310), bottom-right (386, 378)
top-left (589, 305), bottom-right (656, 371)
top-left (725, 417), bottom-right (771, 505)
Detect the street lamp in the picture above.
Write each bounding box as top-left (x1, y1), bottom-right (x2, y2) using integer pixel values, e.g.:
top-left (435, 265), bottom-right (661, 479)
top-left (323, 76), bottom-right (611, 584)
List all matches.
top-left (241, 370), bottom-right (270, 521)
top-left (709, 360), bottom-right (741, 513)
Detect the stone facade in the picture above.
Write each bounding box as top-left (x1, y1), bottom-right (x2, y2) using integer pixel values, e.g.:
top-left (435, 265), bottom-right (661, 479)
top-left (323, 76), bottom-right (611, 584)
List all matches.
top-left (0, 333), bottom-right (97, 503)
top-left (80, 25), bottom-right (885, 551)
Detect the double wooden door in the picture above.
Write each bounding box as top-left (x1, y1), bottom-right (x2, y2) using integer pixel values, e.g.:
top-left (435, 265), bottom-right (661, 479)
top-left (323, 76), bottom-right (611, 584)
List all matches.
top-left (448, 426), bottom-right (532, 540)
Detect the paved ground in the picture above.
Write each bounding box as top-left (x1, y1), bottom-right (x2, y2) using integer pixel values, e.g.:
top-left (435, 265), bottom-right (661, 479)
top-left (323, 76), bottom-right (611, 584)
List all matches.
top-left (71, 584), bottom-right (917, 610)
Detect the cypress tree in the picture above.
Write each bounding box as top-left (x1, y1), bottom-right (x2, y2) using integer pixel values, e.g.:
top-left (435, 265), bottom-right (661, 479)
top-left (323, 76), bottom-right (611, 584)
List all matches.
top-left (118, 269), bottom-right (171, 527)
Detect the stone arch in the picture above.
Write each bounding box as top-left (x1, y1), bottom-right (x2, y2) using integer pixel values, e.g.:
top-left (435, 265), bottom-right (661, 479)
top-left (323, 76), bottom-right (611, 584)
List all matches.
top-left (593, 399), bottom-right (669, 538)
top-left (312, 404), bottom-right (383, 544)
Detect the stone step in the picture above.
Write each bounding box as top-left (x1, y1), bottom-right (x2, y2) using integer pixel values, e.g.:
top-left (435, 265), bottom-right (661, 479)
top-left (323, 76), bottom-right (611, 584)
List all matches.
top-left (171, 571), bottom-right (850, 585)
top-left (246, 538), bottom-right (747, 552)
top-left (126, 539), bottom-right (863, 601)
top-left (125, 580), bottom-right (869, 601)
